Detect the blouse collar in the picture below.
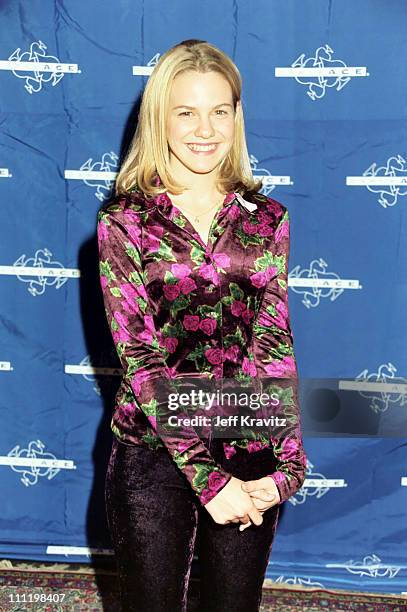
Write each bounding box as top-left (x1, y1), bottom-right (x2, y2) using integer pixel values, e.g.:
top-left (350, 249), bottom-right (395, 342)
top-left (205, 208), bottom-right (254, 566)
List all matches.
top-left (150, 174), bottom-right (258, 218)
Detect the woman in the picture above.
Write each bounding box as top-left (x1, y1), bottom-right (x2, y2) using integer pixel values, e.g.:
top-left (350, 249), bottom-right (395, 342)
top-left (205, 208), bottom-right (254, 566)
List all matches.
top-left (97, 39), bottom-right (307, 612)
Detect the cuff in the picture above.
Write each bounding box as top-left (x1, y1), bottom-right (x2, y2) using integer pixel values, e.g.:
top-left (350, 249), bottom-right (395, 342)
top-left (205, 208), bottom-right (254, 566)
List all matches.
top-left (266, 471), bottom-right (287, 505)
top-left (198, 466), bottom-right (233, 506)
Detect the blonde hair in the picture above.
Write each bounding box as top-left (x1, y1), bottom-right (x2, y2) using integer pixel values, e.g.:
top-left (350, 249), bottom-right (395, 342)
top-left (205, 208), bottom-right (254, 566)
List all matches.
top-left (114, 39), bottom-right (263, 198)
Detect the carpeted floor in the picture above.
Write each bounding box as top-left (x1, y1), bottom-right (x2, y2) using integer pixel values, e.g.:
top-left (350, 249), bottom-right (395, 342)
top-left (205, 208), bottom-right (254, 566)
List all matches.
top-left (0, 559), bottom-right (406, 611)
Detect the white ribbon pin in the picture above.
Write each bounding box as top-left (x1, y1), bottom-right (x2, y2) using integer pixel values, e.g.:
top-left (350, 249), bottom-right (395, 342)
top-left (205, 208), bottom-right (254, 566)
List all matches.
top-left (234, 192), bottom-right (258, 212)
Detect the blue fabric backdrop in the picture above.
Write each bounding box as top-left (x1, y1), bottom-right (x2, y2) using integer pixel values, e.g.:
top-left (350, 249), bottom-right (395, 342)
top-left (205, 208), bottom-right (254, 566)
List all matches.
top-left (1, 0), bottom-right (406, 597)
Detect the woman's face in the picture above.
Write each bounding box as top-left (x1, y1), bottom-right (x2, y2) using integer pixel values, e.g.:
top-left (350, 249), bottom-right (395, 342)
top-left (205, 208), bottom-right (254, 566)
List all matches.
top-left (166, 70), bottom-right (239, 178)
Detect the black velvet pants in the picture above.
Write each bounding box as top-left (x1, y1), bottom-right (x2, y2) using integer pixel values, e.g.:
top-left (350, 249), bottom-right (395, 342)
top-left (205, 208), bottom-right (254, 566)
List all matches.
top-left (105, 436), bottom-right (280, 612)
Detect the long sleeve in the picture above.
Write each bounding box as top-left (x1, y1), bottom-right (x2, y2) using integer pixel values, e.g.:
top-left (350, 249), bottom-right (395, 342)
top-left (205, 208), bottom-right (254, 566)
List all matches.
top-left (250, 204), bottom-right (307, 504)
top-left (97, 205), bottom-right (233, 505)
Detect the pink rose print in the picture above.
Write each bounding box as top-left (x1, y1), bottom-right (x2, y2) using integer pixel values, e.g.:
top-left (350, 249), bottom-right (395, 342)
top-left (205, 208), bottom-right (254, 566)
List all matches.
top-left (271, 471), bottom-right (286, 485)
top-left (120, 283), bottom-right (143, 315)
top-left (143, 314), bottom-right (156, 334)
top-left (137, 329), bottom-right (154, 344)
top-left (275, 219), bottom-right (289, 242)
top-left (227, 204), bottom-right (241, 220)
top-left (242, 357), bottom-right (257, 377)
top-left (223, 443), bottom-right (237, 459)
top-left (123, 205), bottom-right (141, 217)
top-left (265, 266), bottom-right (278, 281)
top-left (171, 263), bottom-right (192, 279)
top-left (144, 226), bottom-right (164, 253)
top-left (183, 314), bottom-right (200, 331)
top-left (124, 223), bottom-right (142, 246)
top-left (242, 308), bottom-right (254, 324)
top-left (182, 315), bottom-right (199, 331)
top-left (247, 440), bottom-right (267, 453)
top-left (199, 263), bottom-right (219, 284)
top-left (250, 270), bottom-right (268, 289)
top-left (163, 283), bottom-right (181, 301)
top-left (200, 488), bottom-right (213, 505)
top-left (224, 344), bottom-right (241, 362)
top-left (204, 348), bottom-right (224, 365)
top-left (258, 211), bottom-right (273, 224)
top-left (265, 355), bottom-right (296, 377)
top-left (207, 470), bottom-right (228, 491)
top-left (257, 310), bottom-right (273, 328)
top-left (242, 220), bottom-right (259, 235)
top-left (137, 284), bottom-right (149, 300)
top-left (231, 300), bottom-right (246, 316)
top-left (167, 366), bottom-right (178, 379)
top-left (258, 224), bottom-right (274, 237)
top-left (212, 365), bottom-right (223, 379)
top-left (271, 300), bottom-right (288, 330)
top-left (114, 310), bottom-right (129, 330)
top-left (265, 199), bottom-right (282, 215)
top-left (122, 299), bottom-right (141, 316)
top-left (279, 437), bottom-right (299, 461)
top-left (178, 276), bottom-right (197, 295)
top-left (100, 275), bottom-right (108, 291)
top-left (122, 402), bottom-right (136, 417)
top-left (199, 318), bottom-right (217, 336)
top-left (113, 327), bottom-right (131, 345)
top-left (147, 415), bottom-right (157, 429)
top-left (212, 253), bottom-right (230, 269)
top-left (163, 337), bottom-right (178, 353)
top-left (131, 368), bottom-right (154, 395)
top-left (98, 221), bottom-right (109, 241)
top-left (155, 193), bottom-right (167, 206)
top-left (177, 440), bottom-right (194, 454)
top-left (120, 282), bottom-right (137, 301)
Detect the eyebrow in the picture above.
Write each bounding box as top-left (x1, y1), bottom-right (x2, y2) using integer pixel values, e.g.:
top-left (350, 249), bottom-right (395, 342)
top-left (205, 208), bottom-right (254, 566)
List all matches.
top-left (172, 103), bottom-right (233, 110)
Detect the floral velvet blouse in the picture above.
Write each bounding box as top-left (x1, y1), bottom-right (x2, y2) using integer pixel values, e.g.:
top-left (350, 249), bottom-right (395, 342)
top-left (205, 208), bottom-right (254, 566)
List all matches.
top-left (96, 179), bottom-right (307, 506)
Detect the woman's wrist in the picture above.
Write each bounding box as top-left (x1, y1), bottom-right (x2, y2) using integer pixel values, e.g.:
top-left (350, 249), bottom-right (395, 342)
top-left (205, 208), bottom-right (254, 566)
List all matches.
top-left (266, 472), bottom-right (286, 504)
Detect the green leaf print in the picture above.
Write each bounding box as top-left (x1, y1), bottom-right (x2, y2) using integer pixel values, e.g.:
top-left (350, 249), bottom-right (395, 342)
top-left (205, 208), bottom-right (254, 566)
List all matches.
top-left (164, 270), bottom-right (178, 284)
top-left (172, 449), bottom-right (190, 470)
top-left (229, 282), bottom-right (244, 301)
top-left (139, 397), bottom-right (158, 417)
top-left (197, 302), bottom-right (221, 317)
top-left (111, 422), bottom-right (125, 440)
top-left (159, 241), bottom-right (178, 262)
top-left (236, 228), bottom-right (264, 248)
top-left (223, 326), bottom-right (245, 348)
top-left (142, 431), bottom-right (164, 450)
top-left (110, 287), bottom-right (122, 298)
top-left (100, 260), bottom-right (116, 283)
top-left (190, 244), bottom-right (205, 266)
top-left (192, 463), bottom-right (214, 493)
top-left (168, 294), bottom-right (191, 315)
top-left (125, 242), bottom-right (142, 268)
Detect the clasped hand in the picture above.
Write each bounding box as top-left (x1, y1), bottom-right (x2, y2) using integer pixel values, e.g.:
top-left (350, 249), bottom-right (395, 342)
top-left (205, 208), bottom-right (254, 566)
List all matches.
top-left (204, 475), bottom-right (281, 531)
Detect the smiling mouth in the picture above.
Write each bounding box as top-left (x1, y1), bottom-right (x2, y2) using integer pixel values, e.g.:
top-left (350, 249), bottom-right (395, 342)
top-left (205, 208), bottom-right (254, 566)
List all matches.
top-left (186, 143), bottom-right (219, 153)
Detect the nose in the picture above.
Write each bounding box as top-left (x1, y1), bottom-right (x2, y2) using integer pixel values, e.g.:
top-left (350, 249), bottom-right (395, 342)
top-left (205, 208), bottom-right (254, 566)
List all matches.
top-left (194, 114), bottom-right (216, 138)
